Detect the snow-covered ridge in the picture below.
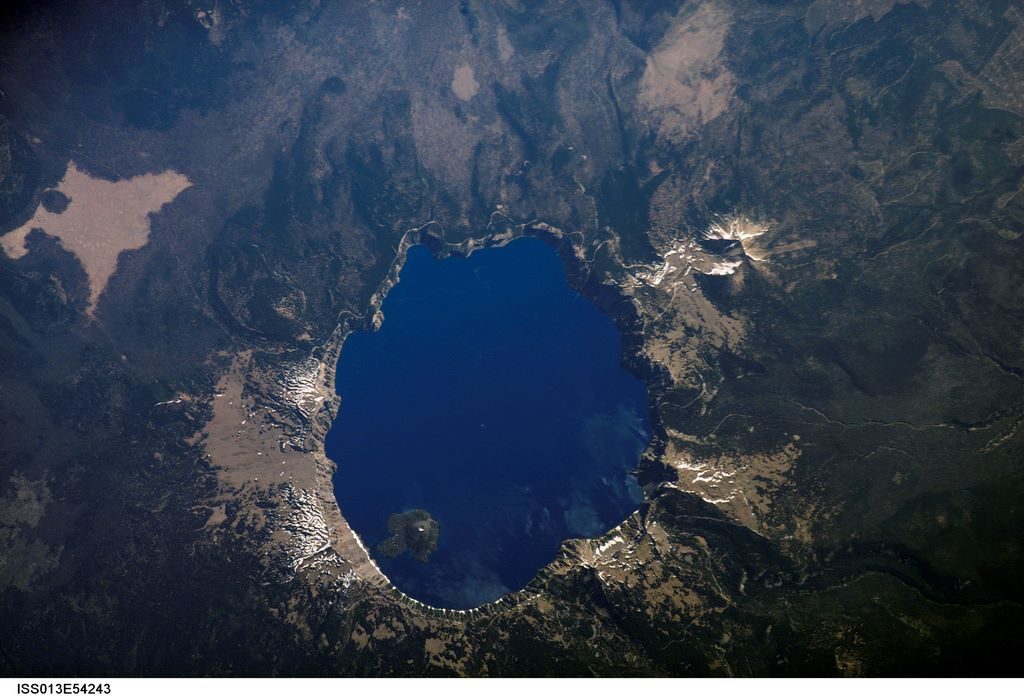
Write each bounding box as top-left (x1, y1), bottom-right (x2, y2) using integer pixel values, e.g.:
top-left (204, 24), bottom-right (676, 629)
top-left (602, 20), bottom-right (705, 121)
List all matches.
top-left (626, 213), bottom-right (772, 292)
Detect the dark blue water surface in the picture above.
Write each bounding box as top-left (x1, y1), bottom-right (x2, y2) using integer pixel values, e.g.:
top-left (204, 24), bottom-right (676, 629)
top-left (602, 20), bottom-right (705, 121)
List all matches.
top-left (327, 237), bottom-right (649, 608)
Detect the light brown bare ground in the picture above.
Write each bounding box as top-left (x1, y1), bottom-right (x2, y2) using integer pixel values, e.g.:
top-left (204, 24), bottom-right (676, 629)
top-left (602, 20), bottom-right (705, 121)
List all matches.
top-left (496, 26), bottom-right (514, 63)
top-left (451, 63), bottom-right (479, 101)
top-left (0, 161), bottom-right (191, 314)
top-left (196, 352), bottom-right (386, 586)
top-left (639, 0), bottom-right (735, 144)
top-left (665, 439), bottom-right (800, 532)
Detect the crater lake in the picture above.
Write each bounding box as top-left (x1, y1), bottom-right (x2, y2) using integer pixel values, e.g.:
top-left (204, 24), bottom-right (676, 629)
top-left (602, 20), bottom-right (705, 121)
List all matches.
top-left (326, 236), bottom-right (650, 609)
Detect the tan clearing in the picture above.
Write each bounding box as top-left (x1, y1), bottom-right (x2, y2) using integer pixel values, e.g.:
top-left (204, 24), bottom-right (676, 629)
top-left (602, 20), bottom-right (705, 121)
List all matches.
top-left (496, 26), bottom-right (514, 63)
top-left (197, 352), bottom-right (386, 586)
top-left (451, 63), bottom-right (480, 101)
top-left (1, 161), bottom-right (191, 314)
top-left (639, 0), bottom-right (735, 143)
top-left (666, 440), bottom-right (800, 532)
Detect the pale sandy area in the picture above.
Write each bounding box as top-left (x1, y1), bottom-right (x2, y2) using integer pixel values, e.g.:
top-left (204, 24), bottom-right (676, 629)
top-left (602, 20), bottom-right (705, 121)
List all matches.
top-left (639, 0), bottom-right (734, 143)
top-left (451, 63), bottom-right (479, 101)
top-left (1, 161), bottom-right (191, 313)
top-left (496, 26), bottom-right (514, 63)
top-left (196, 352), bottom-right (387, 587)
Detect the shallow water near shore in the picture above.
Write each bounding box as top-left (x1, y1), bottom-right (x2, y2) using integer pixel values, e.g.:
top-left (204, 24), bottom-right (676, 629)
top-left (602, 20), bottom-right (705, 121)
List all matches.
top-left (327, 237), bottom-right (650, 608)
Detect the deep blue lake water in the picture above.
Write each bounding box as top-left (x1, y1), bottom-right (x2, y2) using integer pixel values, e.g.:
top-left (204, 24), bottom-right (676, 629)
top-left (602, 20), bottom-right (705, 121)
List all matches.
top-left (326, 237), bottom-right (650, 608)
